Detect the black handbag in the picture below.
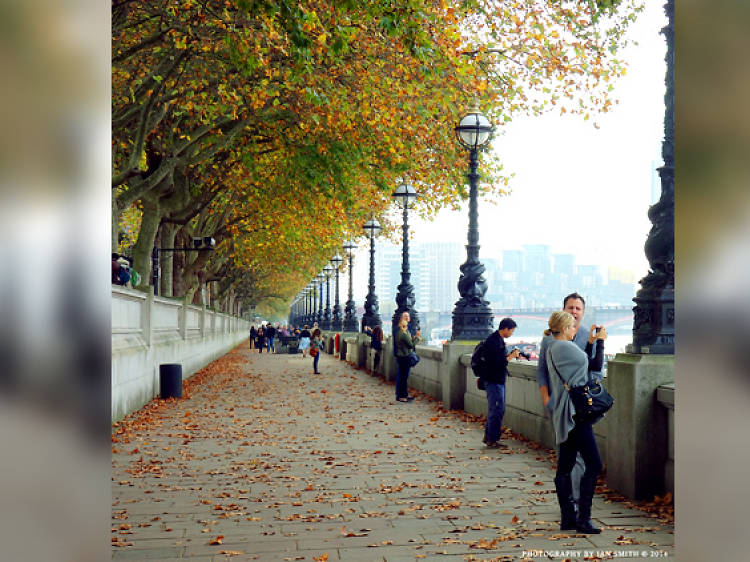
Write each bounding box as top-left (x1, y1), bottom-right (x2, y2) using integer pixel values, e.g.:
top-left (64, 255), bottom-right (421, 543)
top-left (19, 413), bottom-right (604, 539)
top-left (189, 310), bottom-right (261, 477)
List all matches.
top-left (407, 351), bottom-right (420, 367)
top-left (550, 352), bottom-right (613, 424)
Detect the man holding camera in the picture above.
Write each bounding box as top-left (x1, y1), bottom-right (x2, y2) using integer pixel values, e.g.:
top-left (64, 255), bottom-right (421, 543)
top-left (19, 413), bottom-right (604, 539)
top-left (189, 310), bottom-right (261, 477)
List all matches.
top-left (480, 317), bottom-right (522, 449)
top-left (537, 293), bottom-right (607, 508)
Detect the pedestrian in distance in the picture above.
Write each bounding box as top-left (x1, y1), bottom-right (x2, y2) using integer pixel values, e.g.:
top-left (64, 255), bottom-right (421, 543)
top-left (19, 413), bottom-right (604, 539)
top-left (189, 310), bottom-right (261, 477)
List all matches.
top-left (394, 318), bottom-right (420, 402)
top-left (299, 325), bottom-right (311, 358)
top-left (249, 325), bottom-right (257, 350)
top-left (265, 323), bottom-right (276, 353)
top-left (478, 317), bottom-right (521, 449)
top-left (310, 328), bottom-right (323, 374)
top-left (537, 292), bottom-right (607, 510)
top-left (544, 311), bottom-right (607, 534)
top-left (365, 324), bottom-right (384, 373)
top-left (256, 326), bottom-right (265, 354)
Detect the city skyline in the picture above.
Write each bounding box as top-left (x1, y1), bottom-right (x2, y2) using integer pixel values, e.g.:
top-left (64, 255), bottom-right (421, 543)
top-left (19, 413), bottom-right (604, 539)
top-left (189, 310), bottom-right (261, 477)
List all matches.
top-left (349, 239), bottom-right (638, 316)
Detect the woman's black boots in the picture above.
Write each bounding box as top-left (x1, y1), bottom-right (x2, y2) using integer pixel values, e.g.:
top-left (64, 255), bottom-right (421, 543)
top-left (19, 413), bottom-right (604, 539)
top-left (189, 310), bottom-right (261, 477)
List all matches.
top-left (554, 474), bottom-right (577, 531)
top-left (576, 477), bottom-right (601, 534)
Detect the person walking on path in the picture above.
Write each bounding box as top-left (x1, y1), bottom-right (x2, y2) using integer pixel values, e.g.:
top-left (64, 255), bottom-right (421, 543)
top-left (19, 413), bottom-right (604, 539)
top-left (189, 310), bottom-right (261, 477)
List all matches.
top-left (249, 325), bottom-right (257, 350)
top-left (310, 328), bottom-right (323, 374)
top-left (298, 325), bottom-right (311, 358)
top-left (545, 310), bottom-right (607, 534)
top-left (479, 318), bottom-right (521, 449)
top-left (365, 324), bottom-right (384, 373)
top-left (394, 318), bottom-right (420, 402)
top-left (537, 292), bottom-right (607, 509)
top-left (256, 326), bottom-right (265, 354)
top-left (264, 323), bottom-right (276, 353)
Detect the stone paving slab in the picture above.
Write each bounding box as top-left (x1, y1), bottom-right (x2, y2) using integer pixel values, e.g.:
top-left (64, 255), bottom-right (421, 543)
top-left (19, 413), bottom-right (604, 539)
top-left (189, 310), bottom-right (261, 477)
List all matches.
top-left (112, 346), bottom-right (674, 561)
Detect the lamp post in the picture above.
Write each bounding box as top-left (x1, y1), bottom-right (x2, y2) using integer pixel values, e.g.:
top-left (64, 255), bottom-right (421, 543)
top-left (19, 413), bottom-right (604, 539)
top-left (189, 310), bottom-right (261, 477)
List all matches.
top-left (322, 264), bottom-right (333, 330)
top-left (631, 0), bottom-right (674, 354)
top-left (342, 241), bottom-right (358, 332)
top-left (151, 236), bottom-right (216, 296)
top-left (361, 218), bottom-right (382, 331)
top-left (451, 104), bottom-right (495, 340)
top-left (331, 254), bottom-right (344, 331)
top-left (302, 288), bottom-right (307, 326)
top-left (307, 283), bottom-right (315, 326)
top-left (391, 182), bottom-right (420, 337)
top-left (316, 273), bottom-right (325, 326)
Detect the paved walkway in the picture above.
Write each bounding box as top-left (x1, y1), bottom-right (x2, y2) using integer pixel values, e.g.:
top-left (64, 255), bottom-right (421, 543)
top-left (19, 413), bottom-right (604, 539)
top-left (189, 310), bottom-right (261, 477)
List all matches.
top-left (112, 346), bottom-right (674, 561)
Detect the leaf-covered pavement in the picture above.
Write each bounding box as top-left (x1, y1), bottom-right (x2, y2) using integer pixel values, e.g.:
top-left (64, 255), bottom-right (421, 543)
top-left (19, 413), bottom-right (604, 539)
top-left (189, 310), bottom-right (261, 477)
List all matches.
top-left (112, 345), bottom-right (674, 561)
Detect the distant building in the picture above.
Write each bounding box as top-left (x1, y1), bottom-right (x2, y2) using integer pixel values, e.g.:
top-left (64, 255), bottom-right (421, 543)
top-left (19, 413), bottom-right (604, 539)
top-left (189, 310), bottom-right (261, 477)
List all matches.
top-left (502, 250), bottom-right (523, 273)
top-left (554, 254), bottom-right (576, 276)
top-left (523, 244), bottom-right (552, 275)
top-left (424, 242), bottom-right (462, 312)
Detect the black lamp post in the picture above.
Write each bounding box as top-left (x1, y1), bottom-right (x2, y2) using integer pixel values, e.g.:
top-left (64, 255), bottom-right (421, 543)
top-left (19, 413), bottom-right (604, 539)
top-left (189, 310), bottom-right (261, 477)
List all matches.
top-left (151, 236), bottom-right (216, 296)
top-left (451, 104), bottom-right (495, 341)
top-left (631, 0), bottom-right (674, 354)
top-left (302, 287), bottom-right (308, 326)
top-left (361, 218), bottom-right (382, 332)
top-left (307, 283), bottom-right (315, 326)
top-left (322, 264), bottom-right (333, 330)
top-left (331, 254), bottom-right (344, 331)
top-left (316, 273), bottom-right (325, 326)
top-left (391, 182), bottom-right (420, 337)
top-left (343, 241), bottom-right (358, 332)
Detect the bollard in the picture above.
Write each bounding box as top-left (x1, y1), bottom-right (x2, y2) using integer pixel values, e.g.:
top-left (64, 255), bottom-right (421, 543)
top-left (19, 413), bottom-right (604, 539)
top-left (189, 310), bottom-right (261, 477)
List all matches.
top-left (159, 363), bottom-right (183, 399)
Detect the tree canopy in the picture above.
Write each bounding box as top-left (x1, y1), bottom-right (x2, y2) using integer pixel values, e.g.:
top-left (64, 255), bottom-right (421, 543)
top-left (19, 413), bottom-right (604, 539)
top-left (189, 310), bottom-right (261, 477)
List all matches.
top-left (112, 0), bottom-right (642, 317)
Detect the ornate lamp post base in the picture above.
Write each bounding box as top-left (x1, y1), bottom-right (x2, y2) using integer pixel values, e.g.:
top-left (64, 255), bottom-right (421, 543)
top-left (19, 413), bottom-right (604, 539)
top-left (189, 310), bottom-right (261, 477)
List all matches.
top-left (631, 284), bottom-right (674, 354)
top-left (451, 303), bottom-right (493, 341)
top-left (343, 310), bottom-right (358, 332)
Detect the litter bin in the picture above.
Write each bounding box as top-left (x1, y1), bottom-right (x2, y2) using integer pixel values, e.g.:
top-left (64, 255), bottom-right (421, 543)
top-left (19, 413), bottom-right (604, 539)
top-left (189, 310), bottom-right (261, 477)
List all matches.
top-left (159, 363), bottom-right (182, 399)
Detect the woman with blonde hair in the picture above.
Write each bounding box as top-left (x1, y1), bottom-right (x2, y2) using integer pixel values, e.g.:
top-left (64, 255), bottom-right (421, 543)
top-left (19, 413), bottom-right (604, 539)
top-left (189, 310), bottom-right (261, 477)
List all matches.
top-left (545, 310), bottom-right (606, 534)
top-left (394, 318), bottom-right (420, 402)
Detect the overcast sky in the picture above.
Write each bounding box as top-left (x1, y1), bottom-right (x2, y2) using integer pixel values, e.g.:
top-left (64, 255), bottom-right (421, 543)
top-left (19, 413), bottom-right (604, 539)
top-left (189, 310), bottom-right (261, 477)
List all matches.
top-left (349, 2), bottom-right (667, 302)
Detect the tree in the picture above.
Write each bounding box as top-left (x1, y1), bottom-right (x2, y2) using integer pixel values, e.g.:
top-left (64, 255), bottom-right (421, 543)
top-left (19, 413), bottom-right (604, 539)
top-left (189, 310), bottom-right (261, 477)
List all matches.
top-left (113, 0), bottom-right (642, 310)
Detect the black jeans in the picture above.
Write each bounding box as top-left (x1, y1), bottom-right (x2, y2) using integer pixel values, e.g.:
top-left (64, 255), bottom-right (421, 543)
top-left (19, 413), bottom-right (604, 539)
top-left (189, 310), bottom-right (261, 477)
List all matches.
top-left (395, 357), bottom-right (411, 399)
top-left (556, 421), bottom-right (603, 497)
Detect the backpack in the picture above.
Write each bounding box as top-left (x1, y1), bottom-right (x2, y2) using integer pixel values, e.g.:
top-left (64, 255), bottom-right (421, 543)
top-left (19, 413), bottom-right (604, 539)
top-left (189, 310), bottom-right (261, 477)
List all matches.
top-left (471, 339), bottom-right (491, 379)
top-left (117, 265), bottom-right (131, 286)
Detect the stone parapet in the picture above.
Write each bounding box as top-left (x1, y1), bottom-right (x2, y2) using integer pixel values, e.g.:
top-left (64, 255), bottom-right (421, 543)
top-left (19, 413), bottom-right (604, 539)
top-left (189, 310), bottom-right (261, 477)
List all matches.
top-left (112, 287), bottom-right (250, 422)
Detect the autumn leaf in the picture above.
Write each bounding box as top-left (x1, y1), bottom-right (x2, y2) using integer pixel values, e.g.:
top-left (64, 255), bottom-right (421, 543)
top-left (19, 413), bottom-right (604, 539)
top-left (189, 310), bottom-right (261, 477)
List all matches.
top-left (209, 535), bottom-right (225, 545)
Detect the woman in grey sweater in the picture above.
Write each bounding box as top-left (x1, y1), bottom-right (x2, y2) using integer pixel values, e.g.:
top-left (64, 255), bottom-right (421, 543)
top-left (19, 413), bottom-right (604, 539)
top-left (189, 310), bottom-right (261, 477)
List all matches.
top-left (545, 311), bottom-right (606, 534)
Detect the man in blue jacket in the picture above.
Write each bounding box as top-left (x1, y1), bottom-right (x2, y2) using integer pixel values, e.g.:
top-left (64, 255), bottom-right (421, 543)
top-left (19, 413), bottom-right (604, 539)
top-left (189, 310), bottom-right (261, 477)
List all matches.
top-left (481, 318), bottom-right (521, 449)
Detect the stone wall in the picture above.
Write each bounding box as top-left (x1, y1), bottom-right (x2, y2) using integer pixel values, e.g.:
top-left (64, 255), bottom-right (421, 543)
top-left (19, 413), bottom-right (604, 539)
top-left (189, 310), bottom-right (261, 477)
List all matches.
top-left (112, 286), bottom-right (250, 422)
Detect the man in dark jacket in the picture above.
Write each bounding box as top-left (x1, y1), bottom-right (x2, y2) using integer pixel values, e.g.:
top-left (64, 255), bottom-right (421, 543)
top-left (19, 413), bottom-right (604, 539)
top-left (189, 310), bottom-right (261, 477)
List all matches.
top-left (265, 323), bottom-right (276, 353)
top-left (481, 318), bottom-right (521, 448)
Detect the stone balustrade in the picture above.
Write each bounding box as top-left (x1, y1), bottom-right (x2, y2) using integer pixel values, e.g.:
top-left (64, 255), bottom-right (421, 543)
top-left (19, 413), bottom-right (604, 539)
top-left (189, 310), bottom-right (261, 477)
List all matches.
top-left (112, 286), bottom-right (250, 422)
